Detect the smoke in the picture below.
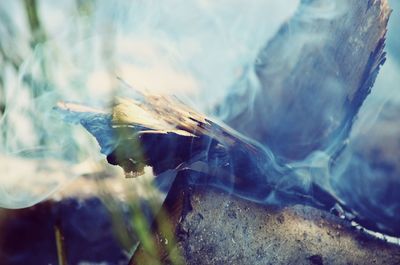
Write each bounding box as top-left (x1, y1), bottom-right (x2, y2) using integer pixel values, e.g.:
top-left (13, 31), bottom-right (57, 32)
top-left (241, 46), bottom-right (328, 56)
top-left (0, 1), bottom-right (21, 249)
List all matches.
top-left (0, 0), bottom-right (298, 208)
top-left (0, 0), bottom-right (399, 239)
top-left (0, 43), bottom-right (103, 208)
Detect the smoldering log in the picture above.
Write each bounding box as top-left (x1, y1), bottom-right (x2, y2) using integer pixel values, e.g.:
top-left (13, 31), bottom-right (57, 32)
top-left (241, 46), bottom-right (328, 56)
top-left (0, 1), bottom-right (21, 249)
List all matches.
top-left (56, 0), bottom-right (398, 264)
top-left (56, 0), bottom-right (395, 236)
top-left (58, 98), bottom-right (400, 264)
top-left (57, 88), bottom-right (399, 250)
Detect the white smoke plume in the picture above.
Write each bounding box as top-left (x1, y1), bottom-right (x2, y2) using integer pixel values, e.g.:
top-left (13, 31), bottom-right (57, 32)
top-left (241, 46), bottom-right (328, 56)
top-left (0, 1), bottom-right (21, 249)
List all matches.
top-left (0, 0), bottom-right (298, 208)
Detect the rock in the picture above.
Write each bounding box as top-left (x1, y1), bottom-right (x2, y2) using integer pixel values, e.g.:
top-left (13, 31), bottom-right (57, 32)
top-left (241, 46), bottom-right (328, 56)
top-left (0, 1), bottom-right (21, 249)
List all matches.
top-left (130, 180), bottom-right (400, 265)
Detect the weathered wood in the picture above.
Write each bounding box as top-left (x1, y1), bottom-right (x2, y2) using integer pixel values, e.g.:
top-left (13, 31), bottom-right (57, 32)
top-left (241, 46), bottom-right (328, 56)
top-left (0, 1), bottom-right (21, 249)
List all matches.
top-left (222, 0), bottom-right (390, 161)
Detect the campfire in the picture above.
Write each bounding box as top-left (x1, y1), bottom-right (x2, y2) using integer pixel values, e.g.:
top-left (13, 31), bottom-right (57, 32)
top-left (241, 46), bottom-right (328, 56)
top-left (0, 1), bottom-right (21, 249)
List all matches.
top-left (0, 0), bottom-right (400, 264)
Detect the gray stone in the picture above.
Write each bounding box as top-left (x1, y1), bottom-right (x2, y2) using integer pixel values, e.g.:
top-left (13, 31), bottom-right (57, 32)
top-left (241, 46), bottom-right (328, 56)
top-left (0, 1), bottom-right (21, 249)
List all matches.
top-left (176, 187), bottom-right (400, 265)
top-left (131, 184), bottom-right (400, 265)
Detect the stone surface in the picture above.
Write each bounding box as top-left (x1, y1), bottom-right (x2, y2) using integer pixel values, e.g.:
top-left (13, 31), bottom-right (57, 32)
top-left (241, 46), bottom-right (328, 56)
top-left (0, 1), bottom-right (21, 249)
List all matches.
top-left (175, 187), bottom-right (400, 265)
top-left (130, 182), bottom-right (400, 265)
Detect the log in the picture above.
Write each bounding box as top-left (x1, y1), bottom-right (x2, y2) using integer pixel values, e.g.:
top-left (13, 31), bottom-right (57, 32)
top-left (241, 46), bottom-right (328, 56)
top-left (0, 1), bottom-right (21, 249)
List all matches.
top-left (221, 0), bottom-right (390, 161)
